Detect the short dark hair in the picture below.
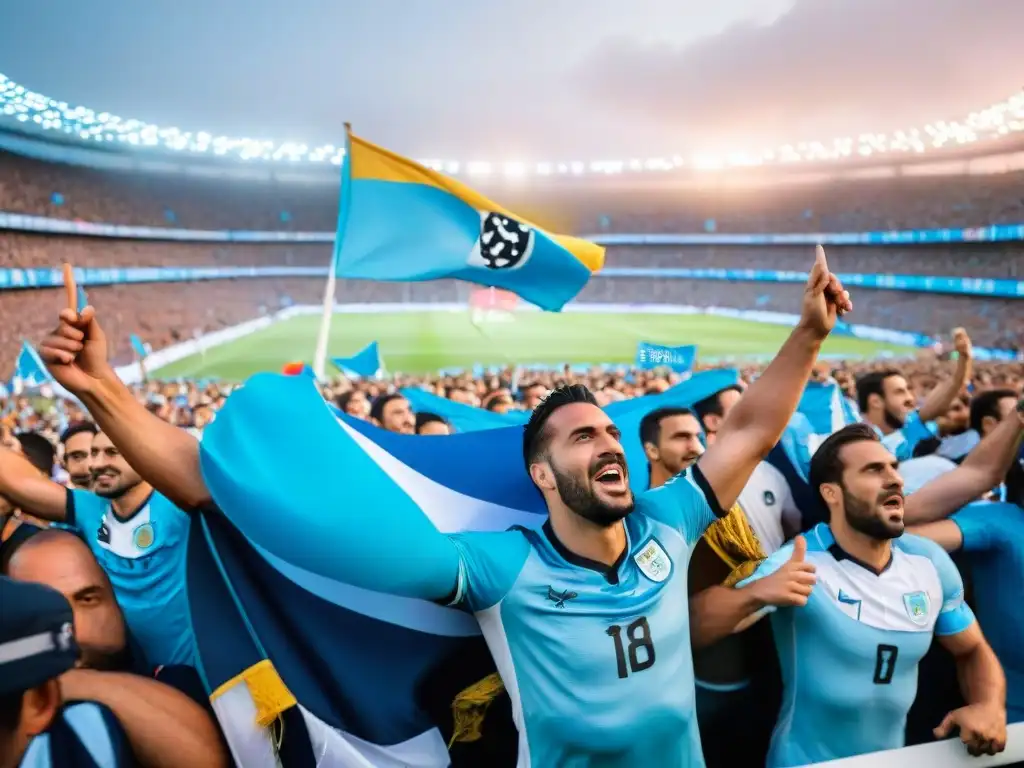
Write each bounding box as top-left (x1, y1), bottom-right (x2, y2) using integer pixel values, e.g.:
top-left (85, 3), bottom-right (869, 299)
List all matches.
top-left (969, 389), bottom-right (1017, 434)
top-left (59, 421), bottom-right (97, 446)
top-left (855, 370), bottom-right (902, 414)
top-left (808, 423), bottom-right (880, 496)
top-left (370, 393), bottom-right (409, 424)
top-left (522, 384), bottom-right (597, 469)
top-left (14, 433), bottom-right (55, 477)
top-left (415, 412), bottom-right (448, 432)
top-left (639, 407), bottom-right (697, 448)
top-left (692, 385), bottom-right (743, 425)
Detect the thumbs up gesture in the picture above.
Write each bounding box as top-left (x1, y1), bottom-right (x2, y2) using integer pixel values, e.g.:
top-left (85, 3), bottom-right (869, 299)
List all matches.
top-left (749, 536), bottom-right (817, 609)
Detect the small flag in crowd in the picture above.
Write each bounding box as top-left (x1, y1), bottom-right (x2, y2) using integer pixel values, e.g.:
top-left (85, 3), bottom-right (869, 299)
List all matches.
top-left (635, 342), bottom-right (697, 374)
top-left (330, 341), bottom-right (384, 379)
top-left (129, 334), bottom-right (149, 360)
top-left (9, 341), bottom-right (53, 394)
top-left (333, 128), bottom-right (604, 311)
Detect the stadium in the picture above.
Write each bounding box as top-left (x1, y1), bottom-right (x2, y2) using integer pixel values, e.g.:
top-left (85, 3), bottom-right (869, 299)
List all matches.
top-left (1, 9), bottom-right (1024, 767)
top-left (1, 74), bottom-right (1022, 381)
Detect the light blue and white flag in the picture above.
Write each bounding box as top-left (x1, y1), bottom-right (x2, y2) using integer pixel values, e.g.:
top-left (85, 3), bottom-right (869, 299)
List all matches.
top-left (9, 341), bottom-right (53, 394)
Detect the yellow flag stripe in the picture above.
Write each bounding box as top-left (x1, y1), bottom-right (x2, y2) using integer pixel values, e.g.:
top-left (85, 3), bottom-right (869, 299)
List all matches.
top-left (348, 133), bottom-right (604, 273)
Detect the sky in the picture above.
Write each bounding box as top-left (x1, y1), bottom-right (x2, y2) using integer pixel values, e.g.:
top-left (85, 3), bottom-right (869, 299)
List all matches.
top-left (1, 0), bottom-right (1022, 159)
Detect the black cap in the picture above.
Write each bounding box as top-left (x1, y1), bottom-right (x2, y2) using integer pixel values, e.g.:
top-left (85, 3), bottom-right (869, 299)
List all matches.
top-left (0, 576), bottom-right (78, 695)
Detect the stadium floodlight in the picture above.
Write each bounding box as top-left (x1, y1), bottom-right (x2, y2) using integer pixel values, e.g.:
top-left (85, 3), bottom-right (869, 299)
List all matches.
top-left (1, 72), bottom-right (1022, 172)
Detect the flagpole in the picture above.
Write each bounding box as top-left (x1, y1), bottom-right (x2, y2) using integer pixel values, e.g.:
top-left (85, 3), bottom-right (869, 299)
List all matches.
top-left (313, 123), bottom-right (353, 381)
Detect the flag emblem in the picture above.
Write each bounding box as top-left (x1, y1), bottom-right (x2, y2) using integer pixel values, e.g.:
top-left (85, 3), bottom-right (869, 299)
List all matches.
top-left (470, 213), bottom-right (535, 270)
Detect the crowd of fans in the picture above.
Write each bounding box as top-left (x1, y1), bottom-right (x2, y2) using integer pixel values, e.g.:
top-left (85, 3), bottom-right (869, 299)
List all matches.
top-left (0, 147), bottom-right (1023, 767)
top-left (0, 306), bottom-right (1022, 767)
top-left (2, 150), bottom-right (1024, 235)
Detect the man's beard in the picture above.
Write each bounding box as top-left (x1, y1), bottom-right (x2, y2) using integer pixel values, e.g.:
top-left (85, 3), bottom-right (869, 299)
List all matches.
top-left (91, 472), bottom-right (131, 499)
top-left (552, 458), bottom-right (633, 528)
top-left (883, 407), bottom-right (906, 430)
top-left (71, 473), bottom-right (93, 489)
top-left (844, 487), bottom-right (904, 540)
top-left (80, 643), bottom-right (134, 672)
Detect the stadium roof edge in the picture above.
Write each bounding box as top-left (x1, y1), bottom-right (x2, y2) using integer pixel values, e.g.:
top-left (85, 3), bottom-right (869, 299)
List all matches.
top-left (2, 119), bottom-right (1024, 189)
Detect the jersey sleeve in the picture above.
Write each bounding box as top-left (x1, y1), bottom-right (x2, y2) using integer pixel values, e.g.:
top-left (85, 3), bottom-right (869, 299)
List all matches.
top-left (902, 534), bottom-right (976, 636)
top-left (954, 501), bottom-right (1022, 554)
top-left (65, 489), bottom-right (103, 533)
top-left (446, 530), bottom-right (531, 613)
top-left (638, 465), bottom-right (727, 546)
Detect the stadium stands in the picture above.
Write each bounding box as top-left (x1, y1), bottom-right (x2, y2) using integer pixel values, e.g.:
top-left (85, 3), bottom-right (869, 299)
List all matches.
top-left (1, 144), bottom-right (1022, 372)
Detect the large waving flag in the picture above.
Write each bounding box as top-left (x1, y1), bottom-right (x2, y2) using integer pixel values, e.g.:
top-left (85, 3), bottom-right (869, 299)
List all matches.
top-left (395, 370), bottom-right (741, 448)
top-left (331, 341), bottom-right (384, 379)
top-left (196, 374), bottom-right (542, 766)
top-left (400, 387), bottom-right (528, 432)
top-left (333, 130), bottom-right (604, 311)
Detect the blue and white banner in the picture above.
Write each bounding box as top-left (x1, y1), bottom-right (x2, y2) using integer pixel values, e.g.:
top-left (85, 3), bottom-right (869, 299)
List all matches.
top-left (635, 342), bottom-right (697, 373)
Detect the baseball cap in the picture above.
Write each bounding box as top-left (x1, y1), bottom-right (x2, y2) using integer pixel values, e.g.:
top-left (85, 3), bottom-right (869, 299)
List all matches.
top-left (0, 576), bottom-right (79, 696)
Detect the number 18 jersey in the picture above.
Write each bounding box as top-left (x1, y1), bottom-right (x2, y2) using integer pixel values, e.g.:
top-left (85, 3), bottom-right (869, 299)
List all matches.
top-left (449, 466), bottom-right (726, 768)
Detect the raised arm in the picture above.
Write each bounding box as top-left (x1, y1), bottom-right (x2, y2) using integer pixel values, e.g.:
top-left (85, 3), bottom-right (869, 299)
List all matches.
top-left (38, 305), bottom-right (211, 511)
top-left (917, 329), bottom-right (972, 423)
top-left (0, 447), bottom-right (69, 522)
top-left (60, 669), bottom-right (229, 768)
top-left (904, 402), bottom-right (1023, 525)
top-left (697, 246), bottom-right (852, 510)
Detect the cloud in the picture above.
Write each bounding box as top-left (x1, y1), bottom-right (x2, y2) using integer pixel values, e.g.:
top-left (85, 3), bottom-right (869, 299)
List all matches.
top-left (572, 0), bottom-right (1024, 154)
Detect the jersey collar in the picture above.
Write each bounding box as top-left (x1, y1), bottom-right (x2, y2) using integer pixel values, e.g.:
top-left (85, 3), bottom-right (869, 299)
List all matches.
top-left (542, 519), bottom-right (630, 585)
top-left (817, 523), bottom-right (894, 576)
top-left (108, 489), bottom-right (155, 524)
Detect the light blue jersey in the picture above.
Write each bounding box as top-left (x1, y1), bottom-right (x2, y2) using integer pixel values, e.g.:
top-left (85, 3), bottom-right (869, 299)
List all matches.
top-left (739, 523), bottom-right (975, 768)
top-left (875, 410), bottom-right (935, 461)
top-left (449, 466), bottom-right (726, 767)
top-left (66, 489), bottom-right (194, 667)
top-left (954, 501), bottom-right (1024, 723)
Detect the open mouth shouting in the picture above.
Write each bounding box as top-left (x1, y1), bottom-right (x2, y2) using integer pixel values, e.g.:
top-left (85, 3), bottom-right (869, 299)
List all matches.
top-left (593, 459), bottom-right (629, 496)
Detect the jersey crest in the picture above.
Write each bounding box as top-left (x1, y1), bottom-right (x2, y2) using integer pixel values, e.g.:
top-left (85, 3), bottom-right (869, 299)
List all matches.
top-left (133, 523), bottom-right (156, 551)
top-left (634, 538), bottom-right (672, 583)
top-left (902, 591), bottom-right (930, 625)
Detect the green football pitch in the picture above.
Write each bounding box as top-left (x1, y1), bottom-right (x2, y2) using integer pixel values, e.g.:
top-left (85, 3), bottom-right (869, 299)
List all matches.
top-left (152, 311), bottom-right (917, 380)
